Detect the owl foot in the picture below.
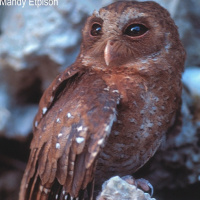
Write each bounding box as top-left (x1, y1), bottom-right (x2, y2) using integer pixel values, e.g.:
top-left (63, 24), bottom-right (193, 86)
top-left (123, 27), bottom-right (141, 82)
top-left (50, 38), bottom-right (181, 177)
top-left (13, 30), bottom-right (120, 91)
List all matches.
top-left (122, 175), bottom-right (154, 196)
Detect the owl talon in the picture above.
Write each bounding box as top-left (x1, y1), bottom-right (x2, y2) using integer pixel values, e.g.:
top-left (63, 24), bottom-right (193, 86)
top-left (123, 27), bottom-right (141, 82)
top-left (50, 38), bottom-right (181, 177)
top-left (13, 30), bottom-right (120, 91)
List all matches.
top-left (122, 176), bottom-right (154, 196)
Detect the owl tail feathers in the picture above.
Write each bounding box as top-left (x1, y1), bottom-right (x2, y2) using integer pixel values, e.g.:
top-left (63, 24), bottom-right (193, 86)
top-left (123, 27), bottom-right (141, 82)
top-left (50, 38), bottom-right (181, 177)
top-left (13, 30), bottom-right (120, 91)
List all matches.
top-left (19, 174), bottom-right (94, 200)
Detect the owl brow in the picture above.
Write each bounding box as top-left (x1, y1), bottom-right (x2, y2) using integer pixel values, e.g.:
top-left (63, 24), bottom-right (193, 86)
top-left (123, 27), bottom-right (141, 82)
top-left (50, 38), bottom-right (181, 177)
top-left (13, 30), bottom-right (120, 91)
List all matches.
top-left (119, 16), bottom-right (150, 31)
top-left (128, 17), bottom-right (150, 25)
top-left (120, 9), bottom-right (148, 21)
top-left (89, 17), bottom-right (103, 25)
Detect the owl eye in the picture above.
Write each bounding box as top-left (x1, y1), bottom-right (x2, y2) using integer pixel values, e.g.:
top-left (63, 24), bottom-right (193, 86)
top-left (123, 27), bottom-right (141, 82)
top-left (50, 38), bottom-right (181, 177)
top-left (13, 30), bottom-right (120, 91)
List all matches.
top-left (124, 24), bottom-right (148, 37)
top-left (91, 23), bottom-right (102, 36)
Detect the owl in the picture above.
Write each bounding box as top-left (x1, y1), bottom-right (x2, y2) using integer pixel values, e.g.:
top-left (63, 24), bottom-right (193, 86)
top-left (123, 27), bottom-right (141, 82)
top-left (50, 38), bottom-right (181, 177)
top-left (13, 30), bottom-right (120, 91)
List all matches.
top-left (19, 1), bottom-right (186, 200)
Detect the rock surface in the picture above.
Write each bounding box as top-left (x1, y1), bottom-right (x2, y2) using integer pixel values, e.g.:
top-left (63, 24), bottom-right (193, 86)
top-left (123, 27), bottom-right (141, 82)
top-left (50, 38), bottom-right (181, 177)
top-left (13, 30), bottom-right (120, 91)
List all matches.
top-left (97, 176), bottom-right (156, 200)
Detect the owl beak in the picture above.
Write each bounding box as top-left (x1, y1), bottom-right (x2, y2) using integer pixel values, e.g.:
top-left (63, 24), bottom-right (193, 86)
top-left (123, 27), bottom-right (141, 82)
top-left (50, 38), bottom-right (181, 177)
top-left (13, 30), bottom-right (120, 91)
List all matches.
top-left (104, 40), bottom-right (116, 66)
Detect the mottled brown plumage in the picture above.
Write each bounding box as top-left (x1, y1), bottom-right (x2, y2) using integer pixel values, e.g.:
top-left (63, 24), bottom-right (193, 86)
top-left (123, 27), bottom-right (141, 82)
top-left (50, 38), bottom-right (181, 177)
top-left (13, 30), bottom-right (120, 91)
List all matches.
top-left (19, 1), bottom-right (186, 200)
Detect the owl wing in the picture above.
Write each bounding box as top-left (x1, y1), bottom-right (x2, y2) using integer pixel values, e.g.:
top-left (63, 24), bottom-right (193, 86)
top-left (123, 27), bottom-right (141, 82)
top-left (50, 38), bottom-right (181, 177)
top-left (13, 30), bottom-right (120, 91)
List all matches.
top-left (19, 65), bottom-right (121, 200)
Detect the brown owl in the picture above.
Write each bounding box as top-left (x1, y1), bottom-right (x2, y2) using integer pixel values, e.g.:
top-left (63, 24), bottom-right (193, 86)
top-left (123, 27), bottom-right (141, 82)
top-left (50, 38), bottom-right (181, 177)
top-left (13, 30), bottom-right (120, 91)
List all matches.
top-left (19, 1), bottom-right (186, 200)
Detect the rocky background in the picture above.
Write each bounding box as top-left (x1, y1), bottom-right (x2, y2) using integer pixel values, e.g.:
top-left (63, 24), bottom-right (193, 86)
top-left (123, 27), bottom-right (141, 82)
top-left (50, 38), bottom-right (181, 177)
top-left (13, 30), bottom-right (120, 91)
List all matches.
top-left (0, 0), bottom-right (200, 199)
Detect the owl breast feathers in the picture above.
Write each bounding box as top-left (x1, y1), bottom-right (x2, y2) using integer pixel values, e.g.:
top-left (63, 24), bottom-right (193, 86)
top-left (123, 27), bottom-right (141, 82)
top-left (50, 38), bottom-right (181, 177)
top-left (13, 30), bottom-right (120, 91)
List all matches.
top-left (19, 1), bottom-right (186, 200)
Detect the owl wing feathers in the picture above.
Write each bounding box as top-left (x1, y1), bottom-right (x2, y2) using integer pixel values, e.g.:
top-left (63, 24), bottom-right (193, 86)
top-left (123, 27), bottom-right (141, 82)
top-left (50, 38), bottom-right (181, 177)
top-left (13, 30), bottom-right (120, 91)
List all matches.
top-left (19, 65), bottom-right (121, 200)
top-left (33, 63), bottom-right (80, 132)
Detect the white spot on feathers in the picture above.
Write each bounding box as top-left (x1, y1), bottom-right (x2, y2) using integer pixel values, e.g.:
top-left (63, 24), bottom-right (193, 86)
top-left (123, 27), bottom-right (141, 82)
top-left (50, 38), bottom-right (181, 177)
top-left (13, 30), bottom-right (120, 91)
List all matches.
top-left (112, 90), bottom-right (119, 93)
top-left (39, 185), bottom-right (43, 192)
top-left (42, 107), bottom-right (47, 115)
top-left (140, 125), bottom-right (144, 130)
top-left (50, 96), bottom-right (54, 102)
top-left (56, 118), bottom-right (61, 123)
top-left (44, 188), bottom-right (50, 194)
top-left (146, 119), bottom-right (154, 128)
top-left (104, 87), bottom-right (110, 91)
top-left (92, 152), bottom-right (98, 157)
top-left (35, 121), bottom-right (38, 128)
top-left (67, 113), bottom-right (72, 118)
top-left (98, 138), bottom-right (104, 145)
top-left (56, 143), bottom-right (60, 149)
top-left (76, 126), bottom-right (83, 132)
top-left (76, 137), bottom-right (85, 144)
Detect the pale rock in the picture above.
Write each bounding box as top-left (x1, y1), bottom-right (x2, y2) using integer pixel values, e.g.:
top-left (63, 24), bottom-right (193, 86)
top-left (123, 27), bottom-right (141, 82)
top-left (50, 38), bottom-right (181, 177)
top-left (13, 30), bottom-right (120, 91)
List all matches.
top-left (97, 176), bottom-right (156, 200)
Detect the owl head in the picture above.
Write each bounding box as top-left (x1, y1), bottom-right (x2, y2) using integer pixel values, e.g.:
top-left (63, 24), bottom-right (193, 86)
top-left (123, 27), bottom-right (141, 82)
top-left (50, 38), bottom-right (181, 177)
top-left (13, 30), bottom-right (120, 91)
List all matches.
top-left (80, 1), bottom-right (185, 73)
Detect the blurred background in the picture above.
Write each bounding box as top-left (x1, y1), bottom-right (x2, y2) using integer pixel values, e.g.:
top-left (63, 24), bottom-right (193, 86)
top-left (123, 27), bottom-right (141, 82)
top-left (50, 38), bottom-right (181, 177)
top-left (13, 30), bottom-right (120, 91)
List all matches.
top-left (0, 0), bottom-right (200, 199)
